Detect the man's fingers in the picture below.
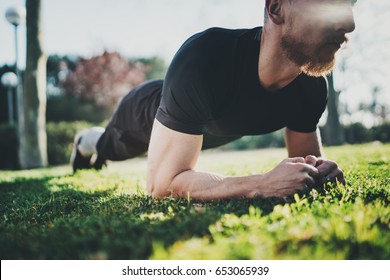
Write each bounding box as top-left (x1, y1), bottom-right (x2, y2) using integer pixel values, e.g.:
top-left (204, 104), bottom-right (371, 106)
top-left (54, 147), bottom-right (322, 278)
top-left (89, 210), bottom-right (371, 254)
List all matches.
top-left (287, 158), bottom-right (320, 179)
top-left (315, 159), bottom-right (346, 185)
top-left (307, 165), bottom-right (319, 178)
top-left (316, 160), bottom-right (338, 177)
top-left (285, 157), bottom-right (305, 163)
top-left (296, 162), bottom-right (319, 178)
top-left (336, 173), bottom-right (346, 185)
top-left (337, 169), bottom-right (346, 185)
top-left (320, 168), bottom-right (345, 185)
top-left (305, 155), bottom-right (318, 167)
top-left (305, 174), bottom-right (316, 187)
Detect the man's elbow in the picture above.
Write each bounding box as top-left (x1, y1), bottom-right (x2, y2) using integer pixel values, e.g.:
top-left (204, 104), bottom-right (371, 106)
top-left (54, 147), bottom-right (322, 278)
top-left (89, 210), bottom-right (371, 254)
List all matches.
top-left (147, 178), bottom-right (171, 198)
top-left (147, 168), bottom-right (192, 198)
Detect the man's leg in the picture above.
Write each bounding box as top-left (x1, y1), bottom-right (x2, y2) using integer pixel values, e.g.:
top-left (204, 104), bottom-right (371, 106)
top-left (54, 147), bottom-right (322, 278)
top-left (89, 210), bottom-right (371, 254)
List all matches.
top-left (70, 80), bottom-right (164, 173)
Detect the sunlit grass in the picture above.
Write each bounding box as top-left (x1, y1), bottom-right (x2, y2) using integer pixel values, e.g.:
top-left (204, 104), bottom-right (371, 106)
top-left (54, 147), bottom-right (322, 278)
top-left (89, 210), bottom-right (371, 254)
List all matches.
top-left (0, 143), bottom-right (389, 259)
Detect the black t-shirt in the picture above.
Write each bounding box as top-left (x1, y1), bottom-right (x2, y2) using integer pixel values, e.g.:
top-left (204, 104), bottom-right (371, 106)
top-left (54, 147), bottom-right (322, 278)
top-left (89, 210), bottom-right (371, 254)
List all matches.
top-left (156, 27), bottom-right (328, 149)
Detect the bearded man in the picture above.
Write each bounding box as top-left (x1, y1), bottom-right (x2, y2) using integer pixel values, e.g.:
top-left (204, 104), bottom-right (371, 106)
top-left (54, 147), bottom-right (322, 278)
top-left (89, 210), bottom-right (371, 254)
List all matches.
top-left (71, 0), bottom-right (356, 200)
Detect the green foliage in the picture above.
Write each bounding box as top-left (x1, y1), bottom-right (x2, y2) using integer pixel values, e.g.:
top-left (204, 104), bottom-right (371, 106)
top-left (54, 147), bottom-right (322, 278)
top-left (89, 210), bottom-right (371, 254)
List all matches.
top-left (324, 122), bottom-right (390, 145)
top-left (370, 122), bottom-right (390, 143)
top-left (0, 124), bottom-right (18, 169)
top-left (222, 123), bottom-right (390, 151)
top-left (46, 121), bottom-right (95, 166)
top-left (46, 96), bottom-right (111, 123)
top-left (0, 144), bottom-right (388, 260)
top-left (45, 53), bottom-right (166, 124)
top-left (221, 130), bottom-right (285, 150)
top-left (133, 56), bottom-right (167, 80)
top-left (344, 123), bottom-right (374, 144)
top-left (0, 121), bottom-right (95, 169)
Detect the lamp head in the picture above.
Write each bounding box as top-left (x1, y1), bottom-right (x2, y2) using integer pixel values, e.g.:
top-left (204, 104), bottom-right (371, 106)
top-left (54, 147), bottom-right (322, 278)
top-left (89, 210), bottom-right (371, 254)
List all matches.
top-left (1, 72), bottom-right (18, 88)
top-left (5, 6), bottom-right (26, 26)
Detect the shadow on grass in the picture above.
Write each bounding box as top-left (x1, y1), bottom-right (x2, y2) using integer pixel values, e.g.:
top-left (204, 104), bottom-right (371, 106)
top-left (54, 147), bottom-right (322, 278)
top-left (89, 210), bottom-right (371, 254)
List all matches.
top-left (0, 175), bottom-right (285, 260)
top-left (2, 169), bottom-right (387, 260)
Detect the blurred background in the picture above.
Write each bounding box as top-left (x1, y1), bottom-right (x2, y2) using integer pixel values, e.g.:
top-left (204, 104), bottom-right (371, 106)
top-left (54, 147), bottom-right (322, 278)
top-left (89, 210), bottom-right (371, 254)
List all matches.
top-left (0, 0), bottom-right (389, 169)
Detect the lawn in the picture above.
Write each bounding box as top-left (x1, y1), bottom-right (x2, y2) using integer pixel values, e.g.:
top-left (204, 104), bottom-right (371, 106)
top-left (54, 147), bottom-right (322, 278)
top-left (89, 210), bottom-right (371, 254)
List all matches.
top-left (0, 143), bottom-right (389, 260)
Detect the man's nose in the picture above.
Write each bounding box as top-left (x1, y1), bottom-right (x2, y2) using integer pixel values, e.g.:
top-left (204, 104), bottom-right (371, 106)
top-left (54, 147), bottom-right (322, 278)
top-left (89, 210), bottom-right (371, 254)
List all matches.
top-left (333, 4), bottom-right (356, 34)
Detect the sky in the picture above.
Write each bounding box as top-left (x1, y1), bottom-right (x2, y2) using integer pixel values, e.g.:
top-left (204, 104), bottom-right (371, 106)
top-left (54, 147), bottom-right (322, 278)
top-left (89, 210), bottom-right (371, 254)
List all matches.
top-left (1, 0), bottom-right (263, 65)
top-left (0, 0), bottom-right (389, 124)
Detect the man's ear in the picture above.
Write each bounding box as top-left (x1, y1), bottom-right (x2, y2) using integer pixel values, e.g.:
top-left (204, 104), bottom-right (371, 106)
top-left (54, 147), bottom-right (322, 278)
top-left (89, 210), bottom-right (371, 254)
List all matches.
top-left (265, 0), bottom-right (284, 25)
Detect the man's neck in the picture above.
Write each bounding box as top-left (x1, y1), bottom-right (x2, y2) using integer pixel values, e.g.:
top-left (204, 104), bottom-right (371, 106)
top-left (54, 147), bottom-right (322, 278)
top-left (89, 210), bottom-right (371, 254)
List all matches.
top-left (258, 28), bottom-right (301, 92)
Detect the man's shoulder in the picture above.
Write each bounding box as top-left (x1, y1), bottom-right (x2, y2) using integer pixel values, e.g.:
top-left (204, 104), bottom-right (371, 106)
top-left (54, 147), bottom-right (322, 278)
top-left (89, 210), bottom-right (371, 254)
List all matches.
top-left (180, 26), bottom-right (261, 52)
top-left (198, 26), bottom-right (261, 37)
top-left (167, 27), bottom-right (260, 84)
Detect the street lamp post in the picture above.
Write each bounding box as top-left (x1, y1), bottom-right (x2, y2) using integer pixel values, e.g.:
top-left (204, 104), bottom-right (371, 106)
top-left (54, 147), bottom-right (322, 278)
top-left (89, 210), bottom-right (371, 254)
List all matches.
top-left (5, 6), bottom-right (26, 168)
top-left (1, 72), bottom-right (18, 125)
top-left (5, 7), bottom-right (26, 71)
top-left (5, 6), bottom-right (26, 117)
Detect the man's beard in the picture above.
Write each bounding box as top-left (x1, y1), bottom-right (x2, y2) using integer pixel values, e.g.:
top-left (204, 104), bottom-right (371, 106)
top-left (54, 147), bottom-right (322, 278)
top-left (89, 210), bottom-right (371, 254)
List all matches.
top-left (281, 33), bottom-right (345, 77)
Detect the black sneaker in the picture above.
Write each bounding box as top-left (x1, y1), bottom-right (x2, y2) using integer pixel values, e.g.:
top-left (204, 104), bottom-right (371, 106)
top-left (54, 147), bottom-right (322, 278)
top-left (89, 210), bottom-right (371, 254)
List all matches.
top-left (70, 137), bottom-right (92, 173)
top-left (92, 155), bottom-right (107, 170)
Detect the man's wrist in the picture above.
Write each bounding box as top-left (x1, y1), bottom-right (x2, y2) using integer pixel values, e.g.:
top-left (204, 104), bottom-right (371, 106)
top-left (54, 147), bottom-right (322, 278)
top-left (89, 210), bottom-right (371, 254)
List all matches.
top-left (246, 174), bottom-right (268, 198)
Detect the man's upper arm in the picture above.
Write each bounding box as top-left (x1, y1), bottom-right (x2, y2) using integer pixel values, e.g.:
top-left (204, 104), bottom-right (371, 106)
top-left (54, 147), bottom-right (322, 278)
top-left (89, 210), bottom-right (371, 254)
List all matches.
top-left (147, 119), bottom-right (203, 197)
top-left (285, 128), bottom-right (323, 158)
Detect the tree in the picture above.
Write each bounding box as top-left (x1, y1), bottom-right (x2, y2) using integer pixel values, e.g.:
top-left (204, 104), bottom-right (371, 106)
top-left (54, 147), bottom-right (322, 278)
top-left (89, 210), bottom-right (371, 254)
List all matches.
top-left (134, 56), bottom-right (166, 80)
top-left (331, 0), bottom-right (390, 127)
top-left (323, 73), bottom-right (345, 146)
top-left (62, 52), bottom-right (148, 110)
top-left (322, 1), bottom-right (390, 145)
top-left (21, 0), bottom-right (47, 168)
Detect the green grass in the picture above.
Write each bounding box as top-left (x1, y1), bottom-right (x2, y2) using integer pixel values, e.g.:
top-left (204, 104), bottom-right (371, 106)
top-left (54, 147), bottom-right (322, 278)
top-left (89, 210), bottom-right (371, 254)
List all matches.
top-left (0, 143), bottom-right (389, 260)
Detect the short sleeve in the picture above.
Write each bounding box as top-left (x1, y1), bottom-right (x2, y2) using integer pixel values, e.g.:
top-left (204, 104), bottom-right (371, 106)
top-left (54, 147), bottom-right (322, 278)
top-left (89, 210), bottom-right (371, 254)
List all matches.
top-left (287, 76), bottom-right (328, 133)
top-left (156, 80), bottom-right (212, 135)
top-left (156, 28), bottom-right (233, 135)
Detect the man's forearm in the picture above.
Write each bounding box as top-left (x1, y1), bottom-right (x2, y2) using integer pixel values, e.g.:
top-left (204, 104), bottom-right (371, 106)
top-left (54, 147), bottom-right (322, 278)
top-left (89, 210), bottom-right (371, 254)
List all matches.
top-left (147, 121), bottom-right (320, 201)
top-left (166, 169), bottom-right (265, 200)
top-left (285, 129), bottom-right (323, 157)
top-left (153, 157), bottom-right (319, 200)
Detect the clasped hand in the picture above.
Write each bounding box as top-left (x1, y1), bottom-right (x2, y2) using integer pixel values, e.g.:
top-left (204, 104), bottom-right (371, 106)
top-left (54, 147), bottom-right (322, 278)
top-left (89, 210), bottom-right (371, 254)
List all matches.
top-left (304, 155), bottom-right (345, 185)
top-left (262, 155), bottom-right (345, 198)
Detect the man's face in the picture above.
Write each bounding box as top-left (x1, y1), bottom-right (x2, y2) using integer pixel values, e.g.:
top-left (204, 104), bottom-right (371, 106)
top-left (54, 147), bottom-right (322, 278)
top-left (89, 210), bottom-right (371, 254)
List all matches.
top-left (280, 0), bottom-right (356, 77)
